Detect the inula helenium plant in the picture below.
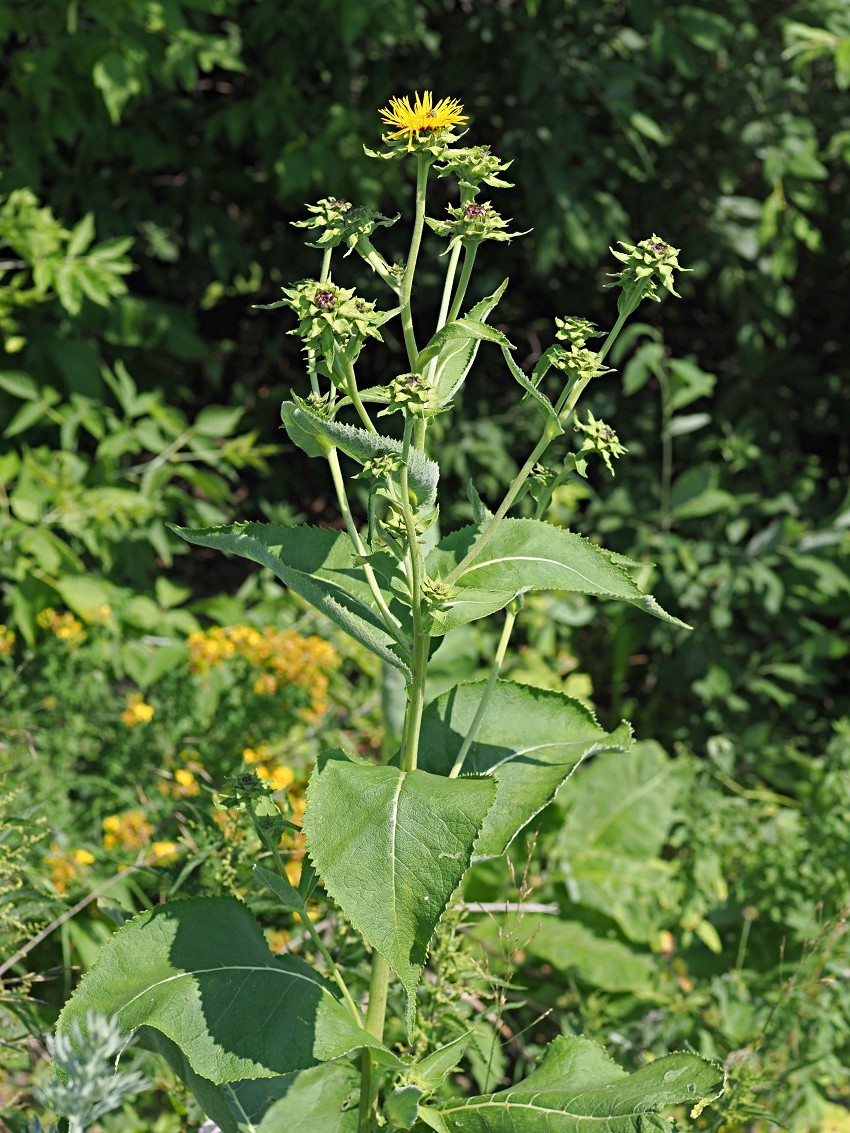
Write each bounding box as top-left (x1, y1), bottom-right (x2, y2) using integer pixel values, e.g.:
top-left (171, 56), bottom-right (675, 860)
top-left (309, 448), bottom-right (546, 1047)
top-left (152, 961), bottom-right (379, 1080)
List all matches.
top-left (54, 93), bottom-right (724, 1133)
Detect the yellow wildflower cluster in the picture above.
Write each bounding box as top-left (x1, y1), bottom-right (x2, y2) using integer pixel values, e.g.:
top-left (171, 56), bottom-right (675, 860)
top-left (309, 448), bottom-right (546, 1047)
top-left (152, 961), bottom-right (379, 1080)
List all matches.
top-left (121, 692), bottom-right (155, 727)
top-left (36, 608), bottom-right (86, 650)
top-left (187, 624), bottom-right (339, 722)
top-left (0, 624), bottom-right (15, 656)
top-left (242, 744), bottom-right (296, 793)
top-left (158, 757), bottom-right (205, 799)
top-left (149, 841), bottom-right (181, 866)
top-left (102, 809), bottom-right (153, 851)
top-left (45, 844), bottom-right (95, 894)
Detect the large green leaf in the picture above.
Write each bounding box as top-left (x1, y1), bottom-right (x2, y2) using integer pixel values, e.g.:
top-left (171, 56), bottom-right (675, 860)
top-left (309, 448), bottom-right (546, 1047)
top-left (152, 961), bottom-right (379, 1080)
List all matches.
top-left (554, 743), bottom-right (693, 943)
top-left (149, 1031), bottom-right (360, 1133)
top-left (512, 916), bottom-right (660, 995)
top-left (171, 522), bottom-right (411, 675)
top-left (426, 519), bottom-right (689, 633)
top-left (281, 396), bottom-right (438, 509)
top-left (303, 751), bottom-right (495, 1032)
top-left (418, 681), bottom-right (631, 859)
top-left (56, 897), bottom-right (384, 1084)
top-left (434, 1035), bottom-right (723, 1132)
top-left (417, 280), bottom-right (510, 404)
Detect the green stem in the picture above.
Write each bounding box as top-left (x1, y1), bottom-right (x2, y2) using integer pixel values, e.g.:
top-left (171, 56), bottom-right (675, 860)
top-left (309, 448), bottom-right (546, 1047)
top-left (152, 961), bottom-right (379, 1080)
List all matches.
top-left (399, 155), bottom-right (431, 369)
top-left (445, 242), bottom-right (478, 323)
top-left (397, 417), bottom-right (429, 773)
top-left (358, 952), bottom-right (392, 1133)
top-left (449, 604), bottom-right (517, 778)
top-left (435, 242), bottom-right (462, 336)
top-left (444, 424), bottom-right (557, 587)
top-left (327, 448), bottom-right (404, 639)
top-left (355, 236), bottom-right (399, 293)
top-left (343, 358), bottom-right (378, 433)
top-left (320, 247), bottom-right (333, 283)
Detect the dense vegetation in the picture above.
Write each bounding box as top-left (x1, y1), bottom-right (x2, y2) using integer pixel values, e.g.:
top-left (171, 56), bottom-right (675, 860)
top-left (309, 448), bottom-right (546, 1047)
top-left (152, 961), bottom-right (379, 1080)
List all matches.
top-left (1, 2), bottom-right (848, 1129)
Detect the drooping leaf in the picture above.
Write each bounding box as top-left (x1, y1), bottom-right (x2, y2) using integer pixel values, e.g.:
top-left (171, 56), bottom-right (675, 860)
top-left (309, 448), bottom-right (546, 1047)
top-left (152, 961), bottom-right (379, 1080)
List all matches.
top-left (148, 1030), bottom-right (360, 1133)
top-left (418, 680), bottom-right (631, 859)
top-left (435, 1034), bottom-right (723, 1132)
top-left (514, 916), bottom-right (661, 995)
top-left (426, 519), bottom-right (690, 633)
top-left (303, 751), bottom-right (495, 1033)
top-left (171, 522), bottom-right (411, 675)
top-left (57, 898), bottom-right (385, 1084)
top-left (281, 396), bottom-right (438, 509)
top-left (501, 347), bottom-right (563, 432)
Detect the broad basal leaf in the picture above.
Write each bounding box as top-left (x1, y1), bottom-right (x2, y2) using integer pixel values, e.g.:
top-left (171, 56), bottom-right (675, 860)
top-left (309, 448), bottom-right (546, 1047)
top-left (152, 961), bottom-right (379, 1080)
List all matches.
top-left (282, 396), bottom-right (438, 509)
top-left (171, 522), bottom-right (411, 675)
top-left (57, 897), bottom-right (384, 1084)
top-left (149, 1030), bottom-right (360, 1133)
top-left (426, 519), bottom-right (690, 633)
top-left (303, 752), bottom-right (495, 1033)
top-left (435, 1034), bottom-right (723, 1132)
top-left (554, 742), bottom-right (693, 943)
top-left (418, 680), bottom-right (631, 859)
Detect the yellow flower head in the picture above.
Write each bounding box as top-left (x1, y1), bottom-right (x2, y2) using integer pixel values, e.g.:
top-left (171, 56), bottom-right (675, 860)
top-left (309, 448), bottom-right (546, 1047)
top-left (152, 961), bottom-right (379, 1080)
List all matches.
top-left (150, 840), bottom-right (181, 865)
top-left (379, 91), bottom-right (468, 150)
top-left (121, 692), bottom-right (155, 727)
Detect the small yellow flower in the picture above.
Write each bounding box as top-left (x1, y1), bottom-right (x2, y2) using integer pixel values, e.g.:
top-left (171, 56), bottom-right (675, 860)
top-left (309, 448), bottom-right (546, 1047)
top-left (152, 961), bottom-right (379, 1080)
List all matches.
top-left (121, 692), bottom-right (155, 727)
top-left (149, 841), bottom-right (181, 865)
top-left (102, 809), bottom-right (153, 851)
top-left (242, 745), bottom-right (269, 766)
top-left (284, 860), bottom-right (301, 887)
top-left (265, 927), bottom-right (290, 953)
top-left (0, 625), bottom-right (15, 656)
top-left (46, 843), bottom-right (94, 894)
top-left (37, 608), bottom-right (86, 649)
top-left (252, 672), bottom-right (278, 696)
top-left (379, 91), bottom-right (468, 150)
top-left (173, 768), bottom-right (200, 796)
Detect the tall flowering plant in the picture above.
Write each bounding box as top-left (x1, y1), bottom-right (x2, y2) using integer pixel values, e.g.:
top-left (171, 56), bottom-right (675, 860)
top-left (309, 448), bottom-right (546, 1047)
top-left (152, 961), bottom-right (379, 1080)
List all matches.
top-left (54, 95), bottom-right (722, 1132)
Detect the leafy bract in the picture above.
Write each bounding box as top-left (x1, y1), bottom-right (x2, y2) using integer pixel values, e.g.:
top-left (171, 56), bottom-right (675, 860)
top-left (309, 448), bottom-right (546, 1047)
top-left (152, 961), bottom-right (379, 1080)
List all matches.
top-left (426, 519), bottom-right (690, 633)
top-left (281, 396), bottom-right (438, 509)
top-left (303, 751), bottom-right (495, 1033)
top-left (418, 680), bottom-right (631, 859)
top-left (56, 898), bottom-right (385, 1083)
top-left (417, 279), bottom-right (510, 404)
top-left (171, 522), bottom-right (411, 675)
top-left (435, 1035), bottom-right (723, 1132)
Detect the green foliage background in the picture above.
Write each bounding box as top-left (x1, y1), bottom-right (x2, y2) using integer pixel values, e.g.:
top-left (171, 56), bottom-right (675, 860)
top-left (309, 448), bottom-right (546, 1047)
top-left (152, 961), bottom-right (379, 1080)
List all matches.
top-left (1, 2), bottom-right (849, 1127)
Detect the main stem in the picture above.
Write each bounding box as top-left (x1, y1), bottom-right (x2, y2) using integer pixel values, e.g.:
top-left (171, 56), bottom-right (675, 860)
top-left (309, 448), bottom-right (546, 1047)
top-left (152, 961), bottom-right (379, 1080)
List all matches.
top-left (399, 155), bottom-right (431, 370)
